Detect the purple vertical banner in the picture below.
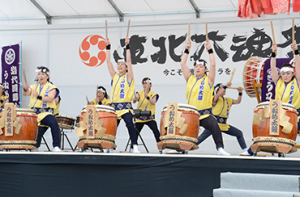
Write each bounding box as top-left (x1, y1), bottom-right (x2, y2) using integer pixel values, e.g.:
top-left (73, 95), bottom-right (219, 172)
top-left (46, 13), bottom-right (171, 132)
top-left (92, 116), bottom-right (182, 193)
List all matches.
top-left (1, 44), bottom-right (20, 107)
top-left (261, 58), bottom-right (292, 102)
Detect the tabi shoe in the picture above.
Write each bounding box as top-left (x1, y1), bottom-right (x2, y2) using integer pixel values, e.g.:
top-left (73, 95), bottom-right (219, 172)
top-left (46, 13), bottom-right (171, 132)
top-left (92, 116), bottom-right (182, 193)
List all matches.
top-left (133, 145), bottom-right (140, 154)
top-left (167, 150), bottom-right (181, 154)
top-left (53, 147), bottom-right (62, 152)
top-left (217, 147), bottom-right (230, 156)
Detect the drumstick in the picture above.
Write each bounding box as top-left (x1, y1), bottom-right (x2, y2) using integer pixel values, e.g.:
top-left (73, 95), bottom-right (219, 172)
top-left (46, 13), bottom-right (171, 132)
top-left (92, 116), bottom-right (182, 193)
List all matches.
top-left (270, 21), bottom-right (277, 56)
top-left (229, 68), bottom-right (236, 83)
top-left (126, 20), bottom-right (130, 38)
top-left (22, 68), bottom-right (27, 84)
top-left (227, 86), bottom-right (244, 90)
top-left (86, 95), bottom-right (89, 103)
top-left (293, 18), bottom-right (295, 54)
top-left (105, 20), bottom-right (108, 38)
top-left (188, 23), bottom-right (191, 42)
top-left (206, 22), bottom-right (208, 39)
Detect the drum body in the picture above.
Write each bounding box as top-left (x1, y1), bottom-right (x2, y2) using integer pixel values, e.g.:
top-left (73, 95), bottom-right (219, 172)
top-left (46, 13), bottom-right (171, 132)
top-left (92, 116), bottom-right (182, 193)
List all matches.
top-left (56, 115), bottom-right (75, 129)
top-left (243, 56), bottom-right (266, 98)
top-left (77, 105), bottom-right (117, 149)
top-left (252, 101), bottom-right (298, 153)
top-left (157, 103), bottom-right (200, 151)
top-left (0, 108), bottom-right (38, 149)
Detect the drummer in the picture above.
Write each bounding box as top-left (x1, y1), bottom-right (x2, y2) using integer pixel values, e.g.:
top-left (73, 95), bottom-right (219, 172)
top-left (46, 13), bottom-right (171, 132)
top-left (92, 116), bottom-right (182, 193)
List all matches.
top-left (0, 83), bottom-right (9, 112)
top-left (87, 86), bottom-right (111, 106)
top-left (180, 38), bottom-right (230, 155)
top-left (197, 82), bottom-right (249, 155)
top-left (23, 66), bottom-right (61, 152)
top-left (34, 93), bottom-right (61, 150)
top-left (242, 41), bottom-right (300, 156)
top-left (105, 36), bottom-right (140, 153)
top-left (132, 77), bottom-right (161, 152)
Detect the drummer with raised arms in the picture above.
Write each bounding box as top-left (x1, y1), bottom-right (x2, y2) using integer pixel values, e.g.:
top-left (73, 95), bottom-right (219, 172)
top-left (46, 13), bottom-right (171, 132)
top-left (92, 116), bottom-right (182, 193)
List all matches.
top-left (180, 38), bottom-right (230, 156)
top-left (243, 41), bottom-right (300, 156)
top-left (105, 36), bottom-right (140, 153)
top-left (23, 66), bottom-right (61, 152)
top-left (87, 86), bottom-right (111, 106)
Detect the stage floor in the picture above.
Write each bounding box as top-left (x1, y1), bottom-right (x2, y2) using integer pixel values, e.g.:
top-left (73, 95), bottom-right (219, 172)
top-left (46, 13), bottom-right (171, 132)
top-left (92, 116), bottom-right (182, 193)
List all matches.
top-left (1, 151), bottom-right (300, 197)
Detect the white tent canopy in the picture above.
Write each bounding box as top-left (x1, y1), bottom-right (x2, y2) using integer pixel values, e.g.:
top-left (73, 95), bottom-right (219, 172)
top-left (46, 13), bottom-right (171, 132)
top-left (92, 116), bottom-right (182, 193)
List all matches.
top-left (0, 0), bottom-right (239, 25)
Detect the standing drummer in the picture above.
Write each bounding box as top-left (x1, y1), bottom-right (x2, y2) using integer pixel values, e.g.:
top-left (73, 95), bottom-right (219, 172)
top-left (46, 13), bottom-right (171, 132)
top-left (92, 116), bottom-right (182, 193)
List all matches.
top-left (242, 41), bottom-right (300, 156)
top-left (87, 86), bottom-right (111, 106)
top-left (23, 66), bottom-right (61, 152)
top-left (180, 38), bottom-right (230, 155)
top-left (131, 77), bottom-right (161, 152)
top-left (105, 36), bottom-right (140, 153)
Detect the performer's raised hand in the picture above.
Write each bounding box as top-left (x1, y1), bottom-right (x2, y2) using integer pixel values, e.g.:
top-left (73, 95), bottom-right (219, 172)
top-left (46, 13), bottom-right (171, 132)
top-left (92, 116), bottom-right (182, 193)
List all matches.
top-left (186, 40), bottom-right (191, 50)
top-left (104, 38), bottom-right (110, 46)
top-left (226, 82), bottom-right (232, 87)
top-left (125, 37), bottom-right (130, 45)
top-left (206, 38), bottom-right (212, 51)
top-left (292, 41), bottom-right (298, 51)
top-left (272, 43), bottom-right (277, 53)
top-left (237, 87), bottom-right (243, 93)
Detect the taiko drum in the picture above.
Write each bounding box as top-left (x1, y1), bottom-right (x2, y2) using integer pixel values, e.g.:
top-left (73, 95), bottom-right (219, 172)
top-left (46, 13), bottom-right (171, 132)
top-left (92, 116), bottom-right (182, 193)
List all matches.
top-left (0, 108), bottom-right (38, 149)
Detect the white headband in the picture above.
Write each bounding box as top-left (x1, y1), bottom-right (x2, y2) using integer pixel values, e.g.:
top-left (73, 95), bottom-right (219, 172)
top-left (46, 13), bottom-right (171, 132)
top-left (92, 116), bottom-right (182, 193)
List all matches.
top-left (195, 60), bottom-right (207, 67)
top-left (97, 88), bottom-right (106, 93)
top-left (280, 67), bottom-right (294, 73)
top-left (35, 68), bottom-right (49, 75)
top-left (118, 59), bottom-right (127, 66)
top-left (145, 79), bottom-right (152, 83)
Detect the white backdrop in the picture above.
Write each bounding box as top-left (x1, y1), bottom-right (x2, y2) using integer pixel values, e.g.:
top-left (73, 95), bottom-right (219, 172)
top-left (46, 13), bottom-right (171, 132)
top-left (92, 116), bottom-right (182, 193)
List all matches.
top-left (1, 16), bottom-right (300, 155)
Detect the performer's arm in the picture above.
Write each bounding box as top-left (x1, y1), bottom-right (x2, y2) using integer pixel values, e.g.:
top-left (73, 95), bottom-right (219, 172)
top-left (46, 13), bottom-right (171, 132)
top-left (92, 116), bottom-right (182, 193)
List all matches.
top-left (180, 40), bottom-right (192, 81)
top-left (133, 92), bottom-right (139, 104)
top-left (105, 38), bottom-right (116, 79)
top-left (148, 95), bottom-right (157, 105)
top-left (207, 38), bottom-right (216, 87)
top-left (213, 87), bottom-right (224, 105)
top-left (292, 41), bottom-right (300, 81)
top-left (125, 37), bottom-right (134, 83)
top-left (232, 87), bottom-right (243, 104)
top-left (270, 44), bottom-right (279, 82)
top-left (22, 83), bottom-right (32, 96)
top-left (33, 89), bottom-right (56, 103)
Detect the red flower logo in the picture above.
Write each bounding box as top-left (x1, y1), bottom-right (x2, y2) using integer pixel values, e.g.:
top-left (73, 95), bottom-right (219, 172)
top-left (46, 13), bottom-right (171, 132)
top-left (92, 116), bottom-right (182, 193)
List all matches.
top-left (79, 35), bottom-right (106, 67)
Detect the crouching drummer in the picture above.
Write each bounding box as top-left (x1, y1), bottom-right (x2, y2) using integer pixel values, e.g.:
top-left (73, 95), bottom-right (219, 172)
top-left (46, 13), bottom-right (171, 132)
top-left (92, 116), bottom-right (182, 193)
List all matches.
top-left (23, 66), bottom-right (61, 152)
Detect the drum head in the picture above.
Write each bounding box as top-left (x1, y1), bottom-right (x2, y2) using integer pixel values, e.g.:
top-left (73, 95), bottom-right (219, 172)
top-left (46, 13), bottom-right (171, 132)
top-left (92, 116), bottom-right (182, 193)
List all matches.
top-left (81, 105), bottom-right (116, 114)
top-left (162, 103), bottom-right (199, 114)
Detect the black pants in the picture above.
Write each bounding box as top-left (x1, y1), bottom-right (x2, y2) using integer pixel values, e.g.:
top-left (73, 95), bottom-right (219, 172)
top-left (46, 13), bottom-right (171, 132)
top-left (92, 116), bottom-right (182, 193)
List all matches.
top-left (198, 125), bottom-right (247, 149)
top-left (34, 115), bottom-right (60, 148)
top-left (130, 120), bottom-right (161, 148)
top-left (197, 115), bottom-right (224, 149)
top-left (117, 112), bottom-right (138, 145)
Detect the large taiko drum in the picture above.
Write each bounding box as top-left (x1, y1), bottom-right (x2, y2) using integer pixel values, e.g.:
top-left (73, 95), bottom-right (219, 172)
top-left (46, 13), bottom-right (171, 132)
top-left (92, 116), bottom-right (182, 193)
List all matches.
top-left (157, 103), bottom-right (200, 151)
top-left (76, 105), bottom-right (117, 150)
top-left (243, 56), bottom-right (295, 98)
top-left (252, 101), bottom-right (298, 154)
top-left (0, 108), bottom-right (38, 150)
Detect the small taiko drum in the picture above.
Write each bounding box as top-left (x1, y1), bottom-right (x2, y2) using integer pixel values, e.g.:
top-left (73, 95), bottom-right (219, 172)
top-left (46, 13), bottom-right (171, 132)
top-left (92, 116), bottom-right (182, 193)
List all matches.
top-left (76, 105), bottom-right (118, 150)
top-left (252, 101), bottom-right (298, 154)
top-left (157, 103), bottom-right (200, 151)
top-left (0, 108), bottom-right (38, 150)
top-left (56, 115), bottom-right (75, 130)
